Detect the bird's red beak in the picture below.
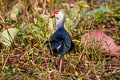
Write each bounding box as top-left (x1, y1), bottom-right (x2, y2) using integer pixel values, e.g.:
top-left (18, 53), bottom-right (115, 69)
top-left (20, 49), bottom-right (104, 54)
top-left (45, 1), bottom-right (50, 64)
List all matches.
top-left (50, 14), bottom-right (55, 18)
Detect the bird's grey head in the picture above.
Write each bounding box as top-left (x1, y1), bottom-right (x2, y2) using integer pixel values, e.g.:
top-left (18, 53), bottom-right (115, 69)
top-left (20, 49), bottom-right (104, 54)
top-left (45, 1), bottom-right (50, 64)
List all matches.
top-left (50, 10), bottom-right (64, 19)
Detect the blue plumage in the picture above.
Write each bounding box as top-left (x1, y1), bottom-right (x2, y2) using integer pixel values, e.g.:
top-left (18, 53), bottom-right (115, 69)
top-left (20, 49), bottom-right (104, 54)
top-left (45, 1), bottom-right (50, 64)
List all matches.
top-left (48, 27), bottom-right (73, 57)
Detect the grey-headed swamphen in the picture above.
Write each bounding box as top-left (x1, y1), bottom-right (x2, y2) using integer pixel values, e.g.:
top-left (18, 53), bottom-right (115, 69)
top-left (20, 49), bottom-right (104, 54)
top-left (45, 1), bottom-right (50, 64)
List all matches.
top-left (47, 10), bottom-right (74, 72)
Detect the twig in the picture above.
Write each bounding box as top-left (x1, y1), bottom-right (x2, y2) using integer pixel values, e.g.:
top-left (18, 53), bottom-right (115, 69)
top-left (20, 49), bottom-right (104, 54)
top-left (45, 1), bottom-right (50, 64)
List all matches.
top-left (1, 49), bottom-right (3, 65)
top-left (40, 0), bottom-right (46, 14)
top-left (48, 70), bottom-right (51, 80)
top-left (30, 60), bottom-right (41, 73)
top-left (30, 60), bottom-right (36, 66)
top-left (47, 37), bottom-right (54, 56)
top-left (2, 54), bottom-right (9, 71)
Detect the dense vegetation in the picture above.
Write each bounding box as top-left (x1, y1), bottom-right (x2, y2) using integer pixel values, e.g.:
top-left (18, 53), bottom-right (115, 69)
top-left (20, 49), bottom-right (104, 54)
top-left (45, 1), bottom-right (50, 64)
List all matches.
top-left (0, 0), bottom-right (120, 80)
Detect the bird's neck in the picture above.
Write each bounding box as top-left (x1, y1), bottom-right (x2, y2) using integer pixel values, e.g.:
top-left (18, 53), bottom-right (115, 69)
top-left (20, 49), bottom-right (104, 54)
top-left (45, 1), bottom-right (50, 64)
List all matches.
top-left (56, 16), bottom-right (64, 30)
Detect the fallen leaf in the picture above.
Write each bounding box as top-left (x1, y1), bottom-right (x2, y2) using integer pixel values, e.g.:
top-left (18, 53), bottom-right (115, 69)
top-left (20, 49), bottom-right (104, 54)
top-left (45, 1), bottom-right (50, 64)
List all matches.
top-left (75, 71), bottom-right (79, 76)
top-left (10, 3), bottom-right (23, 20)
top-left (0, 28), bottom-right (19, 46)
top-left (47, 0), bottom-right (50, 3)
top-left (81, 29), bottom-right (120, 56)
top-left (81, 4), bottom-right (89, 8)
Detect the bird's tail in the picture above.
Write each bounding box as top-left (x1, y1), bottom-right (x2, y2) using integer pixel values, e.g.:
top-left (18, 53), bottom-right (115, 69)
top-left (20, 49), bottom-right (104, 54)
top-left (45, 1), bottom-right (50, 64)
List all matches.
top-left (68, 41), bottom-right (74, 52)
top-left (46, 40), bottom-right (63, 56)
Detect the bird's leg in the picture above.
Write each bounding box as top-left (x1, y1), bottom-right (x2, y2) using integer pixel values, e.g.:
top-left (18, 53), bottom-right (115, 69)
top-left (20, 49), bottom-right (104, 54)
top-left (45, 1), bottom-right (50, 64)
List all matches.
top-left (59, 59), bottom-right (62, 73)
top-left (59, 55), bottom-right (64, 73)
top-left (55, 59), bottom-right (58, 68)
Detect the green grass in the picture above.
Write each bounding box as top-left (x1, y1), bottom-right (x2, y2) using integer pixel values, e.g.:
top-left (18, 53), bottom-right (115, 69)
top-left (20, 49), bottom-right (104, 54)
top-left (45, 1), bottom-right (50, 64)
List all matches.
top-left (0, 0), bottom-right (120, 80)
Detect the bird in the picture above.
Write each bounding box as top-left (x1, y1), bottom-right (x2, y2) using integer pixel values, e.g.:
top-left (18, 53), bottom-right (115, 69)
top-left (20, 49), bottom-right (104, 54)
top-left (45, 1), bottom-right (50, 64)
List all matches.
top-left (47, 10), bottom-right (74, 73)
